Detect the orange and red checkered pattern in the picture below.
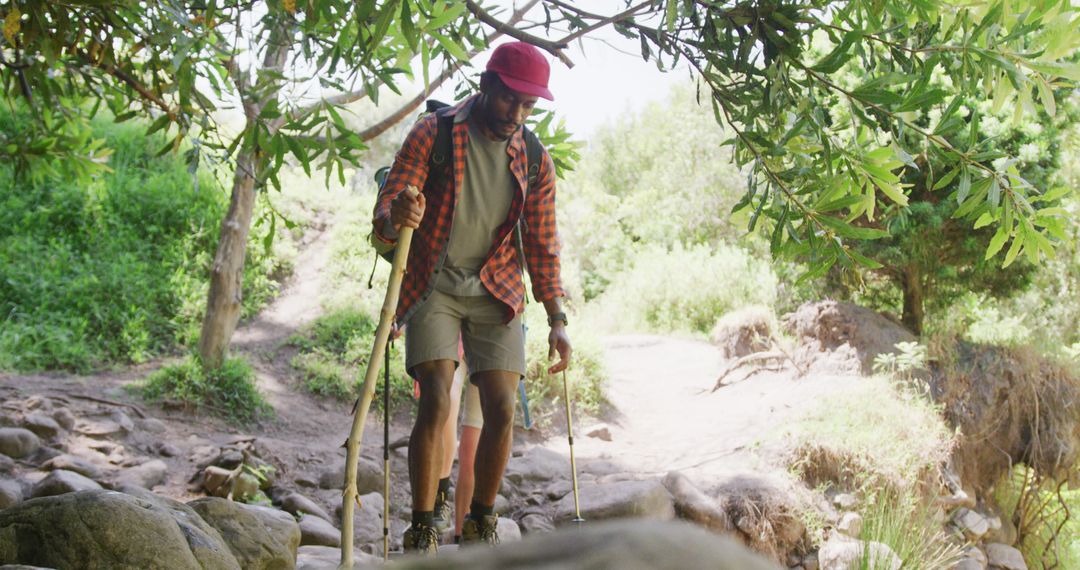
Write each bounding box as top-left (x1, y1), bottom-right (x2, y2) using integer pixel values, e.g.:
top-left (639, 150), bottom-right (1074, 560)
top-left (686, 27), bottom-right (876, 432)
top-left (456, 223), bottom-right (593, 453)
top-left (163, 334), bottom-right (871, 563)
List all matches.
top-left (373, 95), bottom-right (565, 326)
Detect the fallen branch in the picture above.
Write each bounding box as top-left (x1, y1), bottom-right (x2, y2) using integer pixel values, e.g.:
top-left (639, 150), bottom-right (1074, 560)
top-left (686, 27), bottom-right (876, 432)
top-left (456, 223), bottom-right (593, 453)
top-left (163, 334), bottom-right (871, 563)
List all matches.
top-left (68, 394), bottom-right (147, 418)
top-left (711, 334), bottom-right (805, 391)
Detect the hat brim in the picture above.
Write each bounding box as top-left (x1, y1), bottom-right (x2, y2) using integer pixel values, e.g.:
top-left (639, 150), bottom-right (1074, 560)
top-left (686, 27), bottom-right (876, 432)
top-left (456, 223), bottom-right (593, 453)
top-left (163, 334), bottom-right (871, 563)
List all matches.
top-left (494, 71), bottom-right (554, 101)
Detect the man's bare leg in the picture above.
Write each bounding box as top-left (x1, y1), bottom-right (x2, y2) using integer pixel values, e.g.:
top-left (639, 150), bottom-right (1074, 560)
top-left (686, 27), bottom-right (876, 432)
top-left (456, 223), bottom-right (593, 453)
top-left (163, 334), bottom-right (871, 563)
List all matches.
top-left (470, 370), bottom-right (519, 508)
top-left (408, 360), bottom-right (456, 515)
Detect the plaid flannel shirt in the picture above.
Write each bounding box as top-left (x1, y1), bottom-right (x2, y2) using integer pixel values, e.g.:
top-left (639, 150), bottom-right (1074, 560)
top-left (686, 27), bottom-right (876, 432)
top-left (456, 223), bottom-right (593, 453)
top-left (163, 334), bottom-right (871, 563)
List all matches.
top-left (373, 95), bottom-right (565, 326)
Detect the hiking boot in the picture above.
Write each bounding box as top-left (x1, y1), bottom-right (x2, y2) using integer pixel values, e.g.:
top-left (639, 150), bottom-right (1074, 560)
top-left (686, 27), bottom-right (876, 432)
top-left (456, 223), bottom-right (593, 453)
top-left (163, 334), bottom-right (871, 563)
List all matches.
top-left (402, 523), bottom-right (440, 556)
top-left (432, 490), bottom-right (452, 533)
top-left (460, 514), bottom-right (500, 546)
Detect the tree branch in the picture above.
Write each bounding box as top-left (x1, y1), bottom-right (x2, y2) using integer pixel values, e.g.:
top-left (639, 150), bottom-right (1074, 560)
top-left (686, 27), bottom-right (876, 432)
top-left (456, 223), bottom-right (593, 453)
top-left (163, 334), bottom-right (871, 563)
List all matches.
top-left (74, 50), bottom-right (176, 121)
top-left (465, 0), bottom-right (575, 67)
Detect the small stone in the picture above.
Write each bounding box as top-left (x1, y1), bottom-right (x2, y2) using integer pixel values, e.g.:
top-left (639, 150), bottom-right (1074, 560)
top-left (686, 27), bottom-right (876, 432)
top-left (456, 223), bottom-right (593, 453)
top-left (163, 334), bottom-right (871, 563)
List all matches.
top-left (116, 459), bottom-right (168, 489)
top-left (545, 480), bottom-right (572, 501)
top-left (137, 418), bottom-right (168, 434)
top-left (519, 513), bottom-right (555, 534)
top-left (111, 411), bottom-right (135, 433)
top-left (837, 512), bottom-right (862, 538)
top-left (494, 493), bottom-right (510, 514)
top-left (496, 517), bottom-right (521, 542)
top-left (963, 546), bottom-right (988, 566)
top-left (0, 454), bottom-right (14, 474)
top-left (0, 428), bottom-right (41, 459)
top-left (22, 413), bottom-right (62, 440)
top-left (295, 474), bottom-right (319, 488)
top-left (985, 543), bottom-right (1027, 570)
top-left (281, 492), bottom-right (333, 522)
top-left (952, 558), bottom-right (985, 570)
top-left (0, 478), bottom-right (23, 509)
top-left (832, 493), bottom-right (857, 510)
top-left (819, 536), bottom-right (901, 570)
top-left (42, 454), bottom-right (104, 480)
top-left (802, 552), bottom-right (819, 570)
top-left (953, 508), bottom-right (990, 540)
top-left (154, 442), bottom-right (182, 457)
top-left (23, 396), bottom-right (49, 411)
top-left (51, 408), bottom-right (77, 431)
top-left (585, 424), bottom-right (613, 442)
top-left (31, 469), bottom-right (102, 498)
top-left (189, 444), bottom-right (220, 465)
top-left (299, 514), bottom-right (341, 547)
top-left (76, 420), bottom-right (124, 438)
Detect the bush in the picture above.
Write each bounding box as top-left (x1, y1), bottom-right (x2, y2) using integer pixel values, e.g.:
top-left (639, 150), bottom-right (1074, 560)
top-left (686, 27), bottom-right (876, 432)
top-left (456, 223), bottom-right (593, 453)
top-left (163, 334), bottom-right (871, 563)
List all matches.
top-left (138, 355), bottom-right (271, 424)
top-left (992, 465), bottom-right (1080, 570)
top-left (588, 242), bottom-right (777, 334)
top-left (787, 374), bottom-right (961, 565)
top-left (0, 111), bottom-right (286, 371)
top-left (288, 307), bottom-right (412, 417)
top-left (522, 302), bottom-right (607, 424)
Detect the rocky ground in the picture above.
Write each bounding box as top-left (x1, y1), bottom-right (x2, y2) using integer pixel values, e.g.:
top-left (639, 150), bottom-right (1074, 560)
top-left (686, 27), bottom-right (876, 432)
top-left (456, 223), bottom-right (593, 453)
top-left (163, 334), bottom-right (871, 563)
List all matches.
top-left (0, 224), bottom-right (1042, 570)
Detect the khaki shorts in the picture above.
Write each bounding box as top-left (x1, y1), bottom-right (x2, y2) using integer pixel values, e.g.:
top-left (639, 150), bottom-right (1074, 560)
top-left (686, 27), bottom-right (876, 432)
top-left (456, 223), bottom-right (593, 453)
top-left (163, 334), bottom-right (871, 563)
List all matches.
top-left (405, 289), bottom-right (526, 382)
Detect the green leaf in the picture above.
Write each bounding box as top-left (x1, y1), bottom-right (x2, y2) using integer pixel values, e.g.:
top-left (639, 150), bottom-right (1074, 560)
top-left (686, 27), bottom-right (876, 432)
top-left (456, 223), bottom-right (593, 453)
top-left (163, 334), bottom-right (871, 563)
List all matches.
top-left (1035, 74), bottom-right (1056, 118)
top-left (846, 248), bottom-right (884, 269)
top-left (985, 225), bottom-right (1009, 259)
top-left (1002, 230), bottom-right (1024, 268)
top-left (426, 1), bottom-right (466, 29)
top-left (973, 211), bottom-right (995, 229)
top-left (1022, 60), bottom-right (1080, 81)
top-left (933, 167), bottom-right (960, 190)
top-left (811, 31), bottom-right (862, 73)
top-left (432, 31), bottom-right (470, 61)
top-left (817, 216), bottom-right (890, 240)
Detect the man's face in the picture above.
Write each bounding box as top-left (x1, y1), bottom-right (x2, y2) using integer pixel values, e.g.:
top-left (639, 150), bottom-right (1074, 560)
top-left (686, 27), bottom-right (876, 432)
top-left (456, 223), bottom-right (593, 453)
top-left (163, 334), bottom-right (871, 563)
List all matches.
top-left (481, 79), bottom-right (539, 140)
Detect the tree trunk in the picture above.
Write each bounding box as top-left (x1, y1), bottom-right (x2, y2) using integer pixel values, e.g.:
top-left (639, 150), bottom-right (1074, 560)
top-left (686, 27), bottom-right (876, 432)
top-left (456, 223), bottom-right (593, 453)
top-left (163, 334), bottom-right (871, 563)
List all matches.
top-left (900, 268), bottom-right (925, 336)
top-left (197, 152), bottom-right (259, 369)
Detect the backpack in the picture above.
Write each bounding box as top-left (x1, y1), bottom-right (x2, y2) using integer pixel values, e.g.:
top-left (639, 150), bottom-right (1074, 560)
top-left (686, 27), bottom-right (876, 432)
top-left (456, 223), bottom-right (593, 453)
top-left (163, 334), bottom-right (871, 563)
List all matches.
top-left (370, 99), bottom-right (544, 266)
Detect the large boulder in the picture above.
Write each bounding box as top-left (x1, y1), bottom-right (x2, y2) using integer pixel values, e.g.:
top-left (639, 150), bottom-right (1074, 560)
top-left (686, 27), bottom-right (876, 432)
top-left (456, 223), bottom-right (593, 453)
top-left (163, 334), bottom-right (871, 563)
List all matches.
top-left (115, 459), bottom-right (167, 489)
top-left (553, 479), bottom-right (674, 523)
top-left (355, 520), bottom-right (778, 569)
top-left (280, 492), bottom-right (332, 522)
top-left (0, 489), bottom-right (240, 569)
top-left (662, 471), bottom-right (733, 533)
top-left (985, 543), bottom-right (1027, 570)
top-left (0, 430), bottom-right (40, 460)
top-left (783, 301), bottom-right (916, 376)
top-left (318, 458), bottom-right (381, 494)
top-left (337, 492), bottom-right (385, 547)
top-left (505, 447), bottom-right (568, 485)
top-left (40, 455), bottom-right (103, 480)
top-left (188, 497), bottom-right (301, 570)
top-left (20, 415), bottom-right (61, 441)
top-left (31, 470), bottom-right (101, 498)
top-left (300, 515), bottom-right (341, 547)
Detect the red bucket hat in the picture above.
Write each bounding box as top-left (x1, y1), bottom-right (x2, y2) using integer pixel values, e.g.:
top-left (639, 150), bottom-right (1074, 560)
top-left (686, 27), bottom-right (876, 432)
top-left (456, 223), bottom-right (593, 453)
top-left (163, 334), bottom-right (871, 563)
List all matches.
top-left (486, 41), bottom-right (554, 101)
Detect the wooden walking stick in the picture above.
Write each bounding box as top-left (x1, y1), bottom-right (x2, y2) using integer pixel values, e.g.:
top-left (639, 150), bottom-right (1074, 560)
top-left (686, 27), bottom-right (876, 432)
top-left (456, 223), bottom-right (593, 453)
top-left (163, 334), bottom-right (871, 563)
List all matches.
top-left (340, 185), bottom-right (418, 569)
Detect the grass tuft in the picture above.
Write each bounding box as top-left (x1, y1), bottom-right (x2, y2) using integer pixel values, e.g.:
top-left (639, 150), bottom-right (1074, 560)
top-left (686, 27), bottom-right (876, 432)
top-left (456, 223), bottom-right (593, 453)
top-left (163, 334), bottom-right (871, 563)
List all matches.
top-left (138, 355), bottom-right (271, 424)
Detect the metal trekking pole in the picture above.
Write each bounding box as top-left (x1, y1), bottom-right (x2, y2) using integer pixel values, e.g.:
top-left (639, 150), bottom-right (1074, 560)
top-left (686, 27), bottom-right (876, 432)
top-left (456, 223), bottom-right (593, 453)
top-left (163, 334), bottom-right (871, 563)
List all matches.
top-left (382, 342), bottom-right (391, 561)
top-left (560, 369), bottom-right (585, 525)
top-left (340, 185), bottom-right (418, 569)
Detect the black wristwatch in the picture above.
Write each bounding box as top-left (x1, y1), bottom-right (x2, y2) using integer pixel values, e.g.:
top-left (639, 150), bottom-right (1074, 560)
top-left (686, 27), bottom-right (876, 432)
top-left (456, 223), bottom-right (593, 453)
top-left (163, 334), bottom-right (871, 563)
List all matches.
top-left (547, 312), bottom-right (568, 327)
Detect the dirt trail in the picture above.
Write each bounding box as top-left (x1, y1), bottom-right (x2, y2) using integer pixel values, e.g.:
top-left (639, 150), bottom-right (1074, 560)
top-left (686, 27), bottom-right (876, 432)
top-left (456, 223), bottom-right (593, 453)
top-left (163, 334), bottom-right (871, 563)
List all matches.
top-left (539, 334), bottom-right (861, 494)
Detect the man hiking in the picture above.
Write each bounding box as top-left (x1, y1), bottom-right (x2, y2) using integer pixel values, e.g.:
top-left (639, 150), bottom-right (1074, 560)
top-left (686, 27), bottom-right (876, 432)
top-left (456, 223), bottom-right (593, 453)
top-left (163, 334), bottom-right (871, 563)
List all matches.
top-left (372, 41), bottom-right (572, 554)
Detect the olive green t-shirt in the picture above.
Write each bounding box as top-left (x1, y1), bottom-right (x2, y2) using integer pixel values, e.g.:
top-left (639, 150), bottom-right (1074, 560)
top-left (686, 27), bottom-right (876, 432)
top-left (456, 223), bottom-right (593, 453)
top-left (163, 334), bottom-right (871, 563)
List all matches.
top-left (434, 114), bottom-right (515, 296)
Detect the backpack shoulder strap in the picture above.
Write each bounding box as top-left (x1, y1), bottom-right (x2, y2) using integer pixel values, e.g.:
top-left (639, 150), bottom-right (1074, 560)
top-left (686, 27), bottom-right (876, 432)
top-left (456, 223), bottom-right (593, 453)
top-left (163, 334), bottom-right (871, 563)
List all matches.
top-left (521, 126), bottom-right (543, 193)
top-left (429, 106), bottom-right (455, 171)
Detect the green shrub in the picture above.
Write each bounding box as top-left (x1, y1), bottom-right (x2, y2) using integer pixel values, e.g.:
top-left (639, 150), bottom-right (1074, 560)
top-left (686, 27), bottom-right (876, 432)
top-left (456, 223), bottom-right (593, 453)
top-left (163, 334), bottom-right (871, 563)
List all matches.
top-left (0, 111), bottom-right (286, 371)
top-left (858, 487), bottom-right (964, 569)
top-left (522, 302), bottom-right (607, 424)
top-left (992, 465), bottom-right (1080, 570)
top-left (588, 242), bottom-right (777, 334)
top-left (138, 355), bottom-right (271, 424)
top-left (288, 307), bottom-right (412, 416)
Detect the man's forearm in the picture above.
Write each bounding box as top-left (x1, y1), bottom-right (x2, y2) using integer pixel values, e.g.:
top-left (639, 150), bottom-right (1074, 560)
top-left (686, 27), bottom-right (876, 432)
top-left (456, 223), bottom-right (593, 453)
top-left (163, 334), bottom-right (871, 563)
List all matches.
top-left (542, 298), bottom-right (565, 324)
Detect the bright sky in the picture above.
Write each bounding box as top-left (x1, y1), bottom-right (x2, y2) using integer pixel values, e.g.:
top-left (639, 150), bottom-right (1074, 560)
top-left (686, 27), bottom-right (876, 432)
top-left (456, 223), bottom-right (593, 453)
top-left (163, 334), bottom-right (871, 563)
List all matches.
top-left (424, 3), bottom-right (688, 138)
